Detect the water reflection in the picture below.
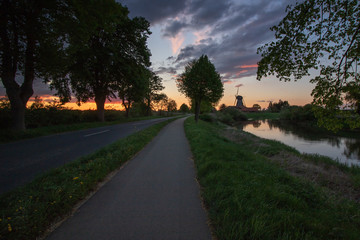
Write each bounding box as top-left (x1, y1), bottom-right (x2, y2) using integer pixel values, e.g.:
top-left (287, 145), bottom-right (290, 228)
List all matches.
top-left (239, 120), bottom-right (360, 166)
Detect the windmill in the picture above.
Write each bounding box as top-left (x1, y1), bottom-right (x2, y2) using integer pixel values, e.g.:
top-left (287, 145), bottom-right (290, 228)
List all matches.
top-left (233, 84), bottom-right (258, 112)
top-left (234, 84), bottom-right (245, 107)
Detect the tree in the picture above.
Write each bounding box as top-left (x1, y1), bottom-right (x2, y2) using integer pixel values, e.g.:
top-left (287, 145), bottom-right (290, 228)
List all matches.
top-left (343, 82), bottom-right (360, 114)
top-left (257, 0), bottom-right (360, 131)
top-left (219, 103), bottom-right (227, 111)
top-left (253, 104), bottom-right (261, 111)
top-left (267, 100), bottom-right (289, 112)
top-left (167, 98), bottom-right (177, 112)
top-left (49, 0), bottom-right (151, 121)
top-left (177, 55), bottom-right (224, 122)
top-left (179, 103), bottom-right (190, 113)
top-left (190, 99), bottom-right (213, 114)
top-left (144, 71), bottom-right (164, 116)
top-left (152, 93), bottom-right (168, 115)
top-left (0, 0), bottom-right (69, 130)
top-left (118, 63), bottom-right (149, 118)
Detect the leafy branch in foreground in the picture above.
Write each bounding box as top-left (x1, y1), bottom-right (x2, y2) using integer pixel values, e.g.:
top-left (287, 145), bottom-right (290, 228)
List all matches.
top-left (257, 0), bottom-right (360, 131)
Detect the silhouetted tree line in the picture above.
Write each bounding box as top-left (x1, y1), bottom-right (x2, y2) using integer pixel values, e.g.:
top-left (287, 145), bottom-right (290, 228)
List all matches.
top-left (0, 97), bottom-right (124, 129)
top-left (279, 104), bottom-right (316, 122)
top-left (0, 0), bottom-right (164, 130)
top-left (267, 100), bottom-right (289, 113)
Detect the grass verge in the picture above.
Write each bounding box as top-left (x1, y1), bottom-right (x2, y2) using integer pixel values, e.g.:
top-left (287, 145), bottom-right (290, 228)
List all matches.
top-left (184, 118), bottom-right (360, 240)
top-left (0, 115), bottom-right (171, 144)
top-left (0, 118), bottom-right (176, 240)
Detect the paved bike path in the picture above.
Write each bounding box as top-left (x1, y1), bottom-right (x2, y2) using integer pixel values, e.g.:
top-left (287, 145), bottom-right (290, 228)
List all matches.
top-left (47, 117), bottom-right (212, 240)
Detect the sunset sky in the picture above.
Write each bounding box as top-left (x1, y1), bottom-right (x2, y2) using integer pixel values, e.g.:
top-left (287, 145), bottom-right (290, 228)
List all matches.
top-left (0, 0), bottom-right (314, 110)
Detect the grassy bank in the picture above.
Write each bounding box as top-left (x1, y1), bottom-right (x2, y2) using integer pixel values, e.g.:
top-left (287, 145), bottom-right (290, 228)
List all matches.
top-left (0, 115), bottom-right (168, 143)
top-left (0, 118), bottom-right (176, 240)
top-left (184, 118), bottom-right (360, 240)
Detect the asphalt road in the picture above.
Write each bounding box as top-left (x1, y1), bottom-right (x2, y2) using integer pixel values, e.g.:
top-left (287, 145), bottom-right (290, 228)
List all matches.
top-left (46, 117), bottom-right (212, 240)
top-left (0, 117), bottom-right (173, 195)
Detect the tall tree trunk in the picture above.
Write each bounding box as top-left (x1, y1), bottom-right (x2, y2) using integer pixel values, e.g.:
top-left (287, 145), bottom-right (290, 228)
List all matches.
top-left (95, 95), bottom-right (106, 122)
top-left (121, 97), bottom-right (130, 118)
top-left (125, 107), bottom-right (130, 118)
top-left (0, 0), bottom-right (27, 131)
top-left (146, 97), bottom-right (151, 116)
top-left (195, 100), bottom-right (201, 123)
top-left (6, 85), bottom-right (27, 130)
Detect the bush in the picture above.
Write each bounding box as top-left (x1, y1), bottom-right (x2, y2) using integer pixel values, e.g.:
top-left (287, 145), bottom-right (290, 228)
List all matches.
top-left (199, 113), bottom-right (214, 122)
top-left (222, 107), bottom-right (248, 121)
top-left (280, 104), bottom-right (315, 121)
top-left (218, 113), bottom-right (234, 125)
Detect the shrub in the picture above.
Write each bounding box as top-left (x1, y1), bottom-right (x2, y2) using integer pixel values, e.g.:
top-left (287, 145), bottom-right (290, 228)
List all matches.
top-left (199, 113), bottom-right (214, 122)
top-left (222, 107), bottom-right (248, 121)
top-left (280, 104), bottom-right (315, 121)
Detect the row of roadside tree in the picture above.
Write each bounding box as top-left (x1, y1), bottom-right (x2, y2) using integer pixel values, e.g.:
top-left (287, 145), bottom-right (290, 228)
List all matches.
top-left (0, 0), bottom-right (166, 130)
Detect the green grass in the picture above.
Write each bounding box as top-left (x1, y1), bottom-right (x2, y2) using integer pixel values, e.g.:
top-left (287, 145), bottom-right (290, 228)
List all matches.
top-left (244, 112), bottom-right (280, 120)
top-left (0, 115), bottom-right (169, 144)
top-left (184, 118), bottom-right (360, 240)
top-left (0, 118), bottom-right (176, 240)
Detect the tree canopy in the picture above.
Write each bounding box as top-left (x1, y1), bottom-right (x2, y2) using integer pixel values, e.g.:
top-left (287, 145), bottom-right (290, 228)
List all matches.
top-left (48, 0), bottom-right (151, 121)
top-left (0, 0), bottom-right (70, 130)
top-left (179, 103), bottom-right (190, 113)
top-left (257, 0), bottom-right (360, 131)
top-left (177, 55), bottom-right (223, 122)
top-left (144, 71), bottom-right (164, 116)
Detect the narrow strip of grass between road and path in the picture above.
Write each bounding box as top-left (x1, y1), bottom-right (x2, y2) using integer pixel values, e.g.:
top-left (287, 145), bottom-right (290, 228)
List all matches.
top-left (184, 117), bottom-right (360, 240)
top-left (0, 118), bottom-right (177, 240)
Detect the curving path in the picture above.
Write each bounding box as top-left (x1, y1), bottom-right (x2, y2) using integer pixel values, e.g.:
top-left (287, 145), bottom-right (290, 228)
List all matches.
top-left (47, 117), bottom-right (212, 240)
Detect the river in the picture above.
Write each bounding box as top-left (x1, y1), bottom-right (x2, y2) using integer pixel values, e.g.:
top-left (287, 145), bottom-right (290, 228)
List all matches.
top-left (239, 120), bottom-right (360, 166)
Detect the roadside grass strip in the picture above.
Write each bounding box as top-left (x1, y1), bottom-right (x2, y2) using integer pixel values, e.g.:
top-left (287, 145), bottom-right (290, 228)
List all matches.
top-left (0, 118), bottom-right (176, 240)
top-left (184, 118), bottom-right (360, 240)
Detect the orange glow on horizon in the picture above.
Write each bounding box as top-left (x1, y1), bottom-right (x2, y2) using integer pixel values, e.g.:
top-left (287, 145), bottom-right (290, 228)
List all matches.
top-left (22, 95), bottom-right (126, 111)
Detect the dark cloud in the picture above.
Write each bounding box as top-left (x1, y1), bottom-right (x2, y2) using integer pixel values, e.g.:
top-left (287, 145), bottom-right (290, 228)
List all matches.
top-left (163, 20), bottom-right (189, 37)
top-left (175, 46), bottom-right (196, 63)
top-left (165, 0), bottom-right (298, 82)
top-left (119, 0), bottom-right (299, 82)
top-left (118, 0), bottom-right (187, 24)
top-left (154, 66), bottom-right (177, 75)
top-left (187, 0), bottom-right (232, 27)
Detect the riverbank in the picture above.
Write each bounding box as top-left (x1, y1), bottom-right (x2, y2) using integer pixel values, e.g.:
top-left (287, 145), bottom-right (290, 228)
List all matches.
top-left (0, 118), bottom-right (176, 240)
top-left (184, 117), bottom-right (360, 239)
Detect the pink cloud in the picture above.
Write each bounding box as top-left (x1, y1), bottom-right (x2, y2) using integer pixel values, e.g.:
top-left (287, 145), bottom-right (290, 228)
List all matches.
top-left (235, 64), bottom-right (258, 69)
top-left (170, 33), bottom-right (184, 54)
top-left (236, 70), bottom-right (248, 76)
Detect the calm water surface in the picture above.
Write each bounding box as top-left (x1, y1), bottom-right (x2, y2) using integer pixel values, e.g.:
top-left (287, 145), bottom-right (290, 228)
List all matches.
top-left (240, 120), bottom-right (360, 166)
